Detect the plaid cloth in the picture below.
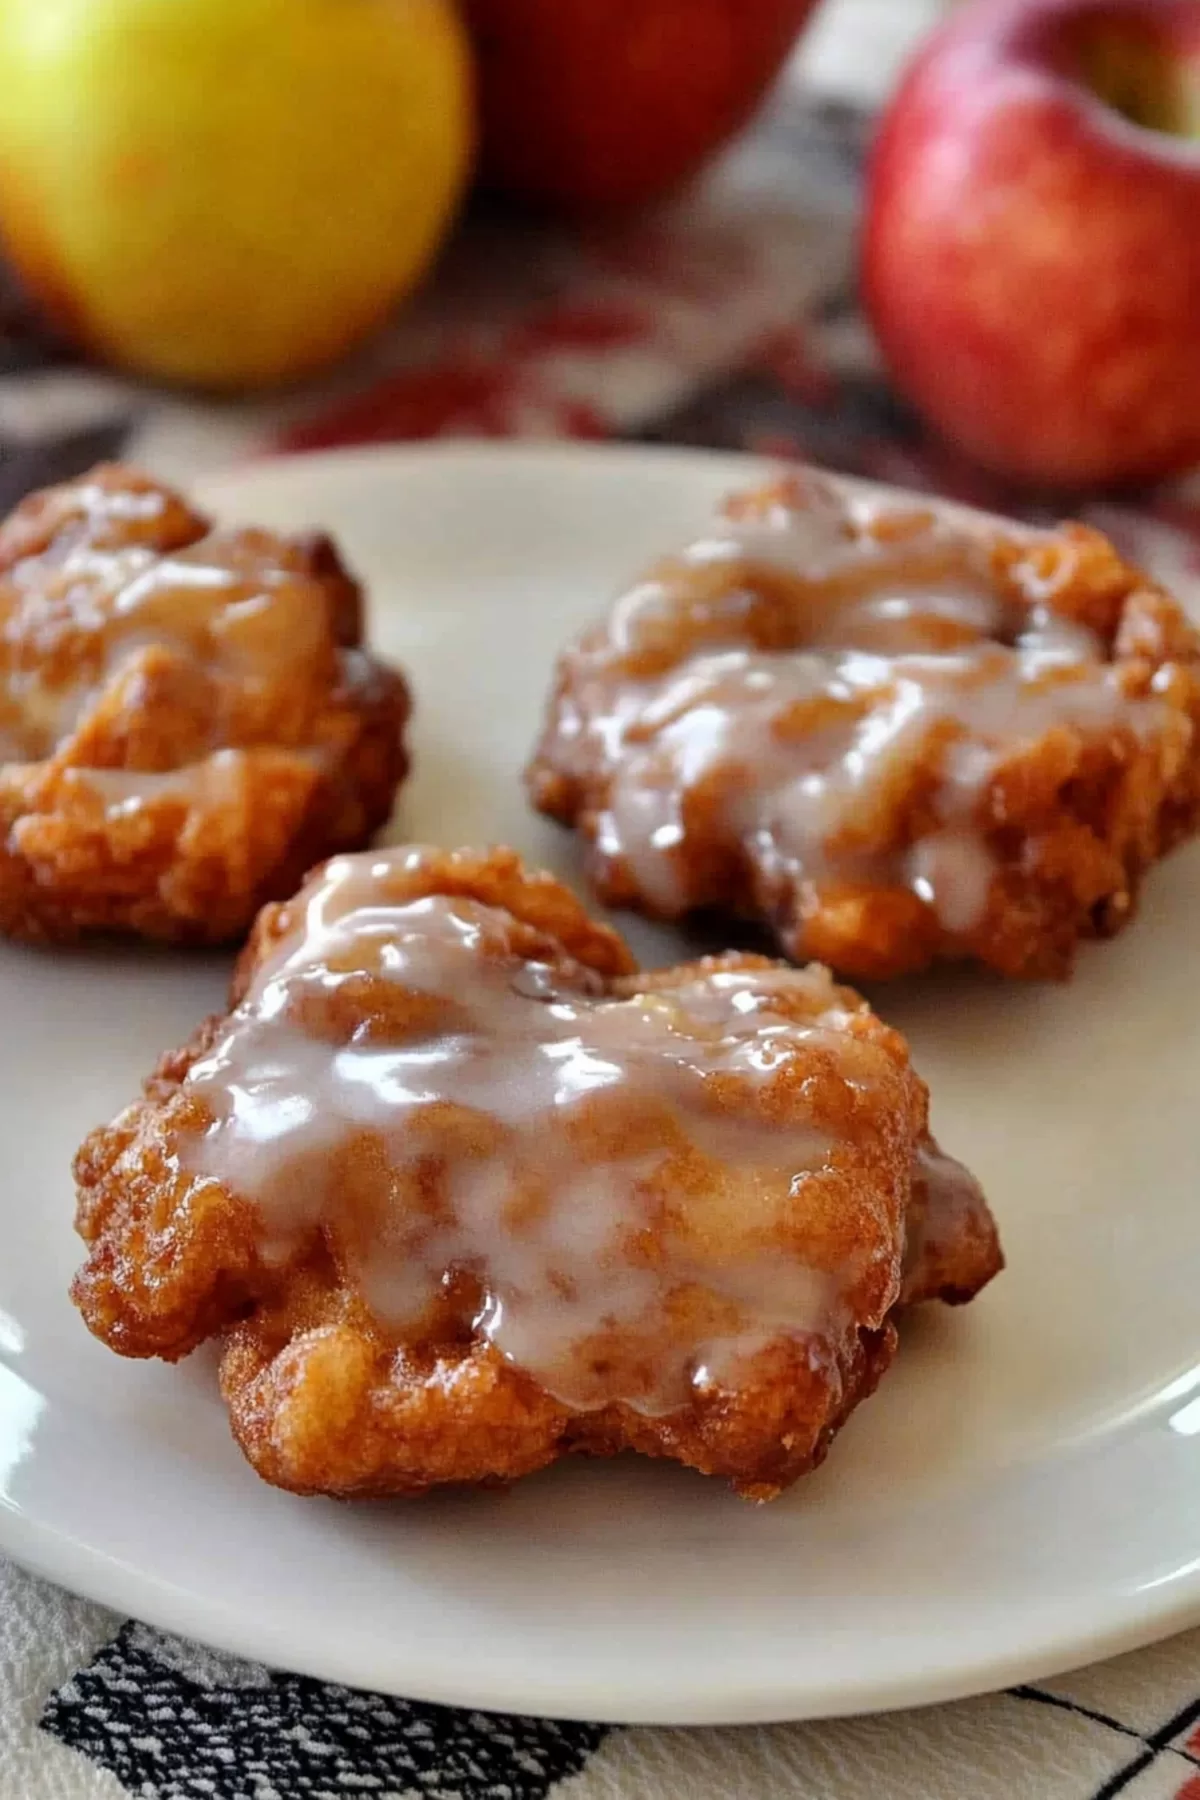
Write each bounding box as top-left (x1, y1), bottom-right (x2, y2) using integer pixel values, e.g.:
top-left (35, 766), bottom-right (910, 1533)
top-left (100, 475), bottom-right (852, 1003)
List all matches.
top-left (3, 74), bottom-right (1200, 1800)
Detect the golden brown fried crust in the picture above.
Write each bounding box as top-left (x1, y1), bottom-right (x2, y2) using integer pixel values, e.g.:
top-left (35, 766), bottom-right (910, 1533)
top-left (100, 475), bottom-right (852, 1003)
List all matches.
top-left (216, 1279), bottom-right (900, 1501)
top-left (901, 1151), bottom-right (1003, 1308)
top-left (73, 847), bottom-right (1001, 1501)
top-left (232, 843), bottom-right (637, 1004)
top-left (0, 464), bottom-right (409, 944)
top-left (527, 486), bottom-right (1200, 981)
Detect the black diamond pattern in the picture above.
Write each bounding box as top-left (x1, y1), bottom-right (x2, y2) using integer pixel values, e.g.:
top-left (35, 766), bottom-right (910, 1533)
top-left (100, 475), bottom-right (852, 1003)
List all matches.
top-left (42, 1623), bottom-right (607, 1800)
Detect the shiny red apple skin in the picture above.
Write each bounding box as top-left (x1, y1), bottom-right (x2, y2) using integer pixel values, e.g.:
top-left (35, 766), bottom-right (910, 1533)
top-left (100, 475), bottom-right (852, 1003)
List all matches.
top-left (863, 0), bottom-right (1200, 489)
top-left (463, 0), bottom-right (819, 212)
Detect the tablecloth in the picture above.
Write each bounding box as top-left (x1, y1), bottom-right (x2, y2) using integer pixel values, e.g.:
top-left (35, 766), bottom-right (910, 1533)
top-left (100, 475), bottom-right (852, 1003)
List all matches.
top-left (3, 76), bottom-right (1200, 1800)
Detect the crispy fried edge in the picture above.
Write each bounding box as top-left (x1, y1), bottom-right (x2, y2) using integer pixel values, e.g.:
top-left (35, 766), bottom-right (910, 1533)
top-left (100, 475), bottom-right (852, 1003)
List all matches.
top-left (73, 846), bottom-right (1000, 1500)
top-left (526, 494), bottom-right (1200, 980)
top-left (0, 466), bottom-right (411, 945)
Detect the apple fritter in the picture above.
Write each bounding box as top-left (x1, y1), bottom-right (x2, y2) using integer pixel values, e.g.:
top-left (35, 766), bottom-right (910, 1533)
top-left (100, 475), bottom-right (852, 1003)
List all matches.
top-left (72, 845), bottom-right (1001, 1501)
top-left (527, 469), bottom-right (1200, 979)
top-left (0, 463), bottom-right (409, 944)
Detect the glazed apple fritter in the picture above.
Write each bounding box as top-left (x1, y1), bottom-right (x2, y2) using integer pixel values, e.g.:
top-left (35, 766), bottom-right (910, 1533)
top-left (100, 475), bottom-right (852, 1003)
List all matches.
top-left (0, 464), bottom-right (410, 943)
top-left (73, 846), bottom-right (1001, 1501)
top-left (527, 470), bottom-right (1200, 979)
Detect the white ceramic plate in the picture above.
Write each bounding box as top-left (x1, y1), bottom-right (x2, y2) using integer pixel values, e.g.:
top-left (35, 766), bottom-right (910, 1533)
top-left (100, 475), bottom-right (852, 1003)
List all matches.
top-left (3, 442), bottom-right (1199, 1726)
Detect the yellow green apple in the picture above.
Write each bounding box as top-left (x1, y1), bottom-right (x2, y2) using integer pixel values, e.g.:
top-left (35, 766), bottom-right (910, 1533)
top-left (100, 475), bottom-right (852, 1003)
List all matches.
top-left (0, 0), bottom-right (473, 388)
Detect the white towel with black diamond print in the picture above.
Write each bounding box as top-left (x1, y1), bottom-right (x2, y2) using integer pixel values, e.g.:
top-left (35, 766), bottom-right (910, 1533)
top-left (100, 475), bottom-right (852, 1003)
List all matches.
top-left (5, 1557), bottom-right (1200, 1800)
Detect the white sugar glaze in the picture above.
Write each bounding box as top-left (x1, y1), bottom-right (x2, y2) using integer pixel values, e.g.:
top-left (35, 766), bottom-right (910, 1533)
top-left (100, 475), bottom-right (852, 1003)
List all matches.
top-left (546, 479), bottom-right (1163, 934)
top-left (176, 849), bottom-right (925, 1415)
top-left (0, 495), bottom-right (339, 795)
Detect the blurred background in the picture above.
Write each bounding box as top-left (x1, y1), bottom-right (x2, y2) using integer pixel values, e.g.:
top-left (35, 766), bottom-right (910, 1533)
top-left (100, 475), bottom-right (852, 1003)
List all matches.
top-left (0, 0), bottom-right (1197, 585)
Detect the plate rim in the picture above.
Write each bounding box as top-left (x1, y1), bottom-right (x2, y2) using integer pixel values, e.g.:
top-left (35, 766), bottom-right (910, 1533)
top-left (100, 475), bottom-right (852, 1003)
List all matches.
top-left (6, 1473), bottom-right (1200, 1727)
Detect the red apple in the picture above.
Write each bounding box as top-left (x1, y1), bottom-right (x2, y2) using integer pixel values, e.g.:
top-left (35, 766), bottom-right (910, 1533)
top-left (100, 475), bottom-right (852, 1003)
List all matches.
top-left (462, 0), bottom-right (819, 212)
top-left (863, 0), bottom-right (1200, 488)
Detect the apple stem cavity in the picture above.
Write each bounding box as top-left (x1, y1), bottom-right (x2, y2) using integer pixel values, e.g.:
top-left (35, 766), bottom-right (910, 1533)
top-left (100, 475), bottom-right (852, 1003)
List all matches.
top-left (1076, 17), bottom-right (1200, 139)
